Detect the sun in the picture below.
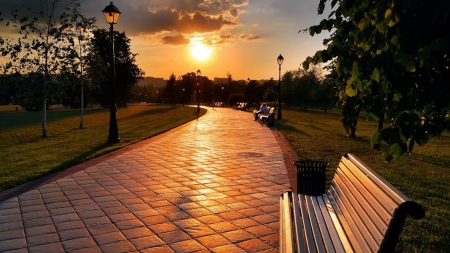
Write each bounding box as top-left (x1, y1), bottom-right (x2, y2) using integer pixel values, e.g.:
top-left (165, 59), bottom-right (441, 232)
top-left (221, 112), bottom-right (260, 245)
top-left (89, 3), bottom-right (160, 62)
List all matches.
top-left (191, 42), bottom-right (212, 61)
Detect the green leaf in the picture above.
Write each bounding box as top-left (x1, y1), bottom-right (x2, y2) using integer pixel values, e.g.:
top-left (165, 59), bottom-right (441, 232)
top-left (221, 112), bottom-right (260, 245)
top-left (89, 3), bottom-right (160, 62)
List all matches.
top-left (384, 9), bottom-right (392, 19)
top-left (390, 36), bottom-right (398, 46)
top-left (302, 61), bottom-right (310, 70)
top-left (371, 131), bottom-right (383, 148)
top-left (383, 153), bottom-right (394, 162)
top-left (371, 68), bottom-right (380, 82)
top-left (351, 61), bottom-right (360, 77)
top-left (345, 84), bottom-right (358, 97)
top-left (391, 143), bottom-right (407, 157)
top-left (355, 78), bottom-right (363, 91)
top-left (400, 53), bottom-right (416, 72)
top-left (392, 92), bottom-right (401, 102)
top-left (375, 22), bottom-right (385, 33)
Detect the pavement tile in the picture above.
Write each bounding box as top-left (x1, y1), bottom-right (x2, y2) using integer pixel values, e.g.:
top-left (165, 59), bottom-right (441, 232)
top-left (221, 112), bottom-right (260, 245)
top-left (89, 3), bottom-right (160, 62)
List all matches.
top-left (0, 221), bottom-right (24, 232)
top-left (114, 219), bottom-right (145, 230)
top-left (0, 238), bottom-right (27, 252)
top-left (130, 235), bottom-right (166, 250)
top-left (197, 214), bottom-right (224, 225)
top-left (25, 224), bottom-right (57, 237)
top-left (168, 239), bottom-right (207, 253)
top-left (92, 231), bottom-right (127, 245)
top-left (28, 242), bottom-right (64, 253)
top-left (252, 213), bottom-right (278, 224)
top-left (222, 229), bottom-right (255, 243)
top-left (62, 237), bottom-right (98, 252)
top-left (197, 234), bottom-right (231, 248)
top-left (86, 223), bottom-right (119, 236)
top-left (0, 229), bottom-right (25, 241)
top-left (140, 215), bottom-right (170, 226)
top-left (132, 208), bottom-right (159, 218)
top-left (99, 239), bottom-right (138, 253)
top-left (58, 228), bottom-right (91, 241)
top-left (0, 213), bottom-right (22, 224)
top-left (140, 245), bottom-right (175, 253)
top-left (51, 212), bottom-right (80, 224)
top-left (210, 244), bottom-right (247, 253)
top-left (27, 232), bottom-right (60, 247)
top-left (183, 208), bottom-right (213, 217)
top-left (48, 207), bottom-right (76, 216)
top-left (54, 220), bottom-right (85, 232)
top-left (158, 230), bottom-right (192, 244)
top-left (148, 222), bottom-right (179, 234)
top-left (245, 225), bottom-right (276, 237)
top-left (121, 227), bottom-right (154, 240)
top-left (261, 233), bottom-right (279, 248)
top-left (22, 210), bottom-right (49, 220)
top-left (237, 238), bottom-right (272, 252)
top-left (230, 217), bottom-right (260, 229)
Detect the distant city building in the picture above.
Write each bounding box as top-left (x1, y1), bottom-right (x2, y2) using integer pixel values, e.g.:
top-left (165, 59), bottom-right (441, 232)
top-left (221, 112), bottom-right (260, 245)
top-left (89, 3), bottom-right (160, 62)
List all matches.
top-left (137, 77), bottom-right (166, 87)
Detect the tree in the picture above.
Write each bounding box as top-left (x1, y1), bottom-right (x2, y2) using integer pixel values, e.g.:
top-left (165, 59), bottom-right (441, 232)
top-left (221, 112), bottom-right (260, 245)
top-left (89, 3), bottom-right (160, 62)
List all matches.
top-left (166, 73), bottom-right (176, 107)
top-left (303, 0), bottom-right (450, 160)
top-left (86, 29), bottom-right (144, 108)
top-left (65, 3), bottom-right (96, 128)
top-left (0, 0), bottom-right (82, 137)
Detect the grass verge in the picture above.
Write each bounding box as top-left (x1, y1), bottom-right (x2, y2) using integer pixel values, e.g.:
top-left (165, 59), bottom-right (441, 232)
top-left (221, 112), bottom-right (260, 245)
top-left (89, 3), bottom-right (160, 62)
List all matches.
top-left (277, 107), bottom-right (450, 252)
top-left (0, 105), bottom-right (206, 192)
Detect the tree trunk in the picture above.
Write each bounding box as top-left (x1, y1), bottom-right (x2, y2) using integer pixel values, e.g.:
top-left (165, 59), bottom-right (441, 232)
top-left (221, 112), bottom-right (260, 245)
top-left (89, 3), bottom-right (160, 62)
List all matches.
top-left (349, 104), bottom-right (361, 138)
top-left (79, 78), bottom-right (84, 129)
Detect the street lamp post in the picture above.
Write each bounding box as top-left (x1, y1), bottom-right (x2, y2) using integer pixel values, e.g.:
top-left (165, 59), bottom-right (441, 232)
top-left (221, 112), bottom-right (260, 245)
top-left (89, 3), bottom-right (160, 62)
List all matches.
top-left (103, 2), bottom-right (121, 143)
top-left (182, 88), bottom-right (185, 106)
top-left (277, 54), bottom-right (284, 120)
top-left (221, 86), bottom-right (224, 103)
top-left (196, 69), bottom-right (201, 113)
top-left (156, 90), bottom-right (159, 105)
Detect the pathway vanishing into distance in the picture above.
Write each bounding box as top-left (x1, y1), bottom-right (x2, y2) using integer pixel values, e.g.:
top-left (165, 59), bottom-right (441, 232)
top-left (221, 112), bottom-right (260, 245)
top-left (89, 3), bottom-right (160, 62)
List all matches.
top-left (0, 107), bottom-right (298, 253)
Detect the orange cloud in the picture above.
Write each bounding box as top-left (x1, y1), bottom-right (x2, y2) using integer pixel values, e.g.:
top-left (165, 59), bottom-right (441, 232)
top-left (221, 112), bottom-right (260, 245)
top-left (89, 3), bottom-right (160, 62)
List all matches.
top-left (161, 33), bottom-right (190, 45)
top-left (240, 33), bottom-right (262, 41)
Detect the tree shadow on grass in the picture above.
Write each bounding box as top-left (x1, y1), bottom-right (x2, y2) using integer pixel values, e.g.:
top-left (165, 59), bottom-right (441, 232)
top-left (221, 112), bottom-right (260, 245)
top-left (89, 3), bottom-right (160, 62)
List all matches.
top-left (277, 121), bottom-right (311, 137)
top-left (0, 141), bottom-right (116, 202)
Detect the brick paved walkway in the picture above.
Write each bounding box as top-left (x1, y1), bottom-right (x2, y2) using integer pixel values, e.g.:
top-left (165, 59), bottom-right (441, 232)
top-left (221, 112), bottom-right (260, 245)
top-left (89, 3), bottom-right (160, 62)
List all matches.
top-left (0, 107), bottom-right (297, 253)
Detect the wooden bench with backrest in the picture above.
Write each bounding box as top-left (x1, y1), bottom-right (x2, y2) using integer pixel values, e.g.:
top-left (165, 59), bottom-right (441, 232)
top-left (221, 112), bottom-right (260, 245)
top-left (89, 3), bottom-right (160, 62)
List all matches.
top-left (280, 153), bottom-right (425, 253)
top-left (259, 107), bottom-right (275, 126)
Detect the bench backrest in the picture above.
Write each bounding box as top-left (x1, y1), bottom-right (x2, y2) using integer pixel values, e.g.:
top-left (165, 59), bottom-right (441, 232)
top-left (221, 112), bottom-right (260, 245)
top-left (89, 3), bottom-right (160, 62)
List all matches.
top-left (330, 153), bottom-right (425, 252)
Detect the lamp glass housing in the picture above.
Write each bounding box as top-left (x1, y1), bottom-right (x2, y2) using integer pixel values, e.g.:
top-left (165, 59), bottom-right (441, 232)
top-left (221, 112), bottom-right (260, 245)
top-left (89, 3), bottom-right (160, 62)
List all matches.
top-left (103, 2), bottom-right (121, 24)
top-left (277, 54), bottom-right (284, 65)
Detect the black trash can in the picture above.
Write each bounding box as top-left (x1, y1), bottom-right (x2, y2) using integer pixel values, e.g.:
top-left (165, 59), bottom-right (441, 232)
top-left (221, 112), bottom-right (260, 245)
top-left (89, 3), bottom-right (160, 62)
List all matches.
top-left (294, 160), bottom-right (328, 196)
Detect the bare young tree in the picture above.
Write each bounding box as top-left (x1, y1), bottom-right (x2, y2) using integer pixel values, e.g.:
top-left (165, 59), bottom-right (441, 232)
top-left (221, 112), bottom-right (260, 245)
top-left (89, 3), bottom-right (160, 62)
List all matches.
top-left (0, 0), bottom-right (80, 137)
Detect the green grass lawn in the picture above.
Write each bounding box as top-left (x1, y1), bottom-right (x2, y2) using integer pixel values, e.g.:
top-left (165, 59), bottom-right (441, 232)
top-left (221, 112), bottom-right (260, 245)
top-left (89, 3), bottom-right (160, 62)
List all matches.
top-left (0, 105), bottom-right (206, 192)
top-left (277, 107), bottom-right (450, 252)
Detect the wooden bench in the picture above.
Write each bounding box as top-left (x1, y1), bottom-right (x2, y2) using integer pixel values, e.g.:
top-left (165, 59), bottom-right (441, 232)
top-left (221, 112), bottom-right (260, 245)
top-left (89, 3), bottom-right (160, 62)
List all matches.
top-left (258, 107), bottom-right (275, 126)
top-left (280, 153), bottom-right (425, 253)
top-left (233, 102), bottom-right (247, 110)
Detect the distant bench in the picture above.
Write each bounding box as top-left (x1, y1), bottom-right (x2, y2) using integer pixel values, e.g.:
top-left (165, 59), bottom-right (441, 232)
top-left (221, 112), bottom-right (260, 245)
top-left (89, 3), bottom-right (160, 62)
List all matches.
top-left (280, 153), bottom-right (425, 253)
top-left (258, 107), bottom-right (275, 126)
top-left (233, 102), bottom-right (247, 110)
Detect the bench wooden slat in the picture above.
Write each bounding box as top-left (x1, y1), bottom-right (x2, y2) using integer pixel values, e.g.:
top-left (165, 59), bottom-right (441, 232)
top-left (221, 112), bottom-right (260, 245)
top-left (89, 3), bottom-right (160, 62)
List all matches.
top-left (298, 194), bottom-right (318, 253)
top-left (310, 195), bottom-right (337, 253)
top-left (324, 192), bottom-right (354, 252)
top-left (291, 193), bottom-right (306, 253)
top-left (281, 192), bottom-right (294, 253)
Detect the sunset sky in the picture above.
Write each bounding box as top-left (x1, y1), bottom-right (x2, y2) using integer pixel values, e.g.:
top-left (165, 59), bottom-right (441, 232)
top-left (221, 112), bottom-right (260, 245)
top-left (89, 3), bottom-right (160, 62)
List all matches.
top-left (2, 0), bottom-right (332, 80)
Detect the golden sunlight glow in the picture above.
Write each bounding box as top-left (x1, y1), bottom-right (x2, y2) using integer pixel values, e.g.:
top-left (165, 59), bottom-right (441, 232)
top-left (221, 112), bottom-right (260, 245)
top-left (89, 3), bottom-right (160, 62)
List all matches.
top-left (191, 42), bottom-right (212, 61)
